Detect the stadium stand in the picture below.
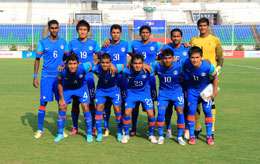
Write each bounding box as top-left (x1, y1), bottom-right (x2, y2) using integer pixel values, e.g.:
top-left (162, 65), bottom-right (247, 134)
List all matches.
top-left (0, 25), bottom-right (42, 45)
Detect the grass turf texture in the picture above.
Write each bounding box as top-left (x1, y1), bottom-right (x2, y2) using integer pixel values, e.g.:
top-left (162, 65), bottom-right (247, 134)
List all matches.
top-left (0, 58), bottom-right (259, 164)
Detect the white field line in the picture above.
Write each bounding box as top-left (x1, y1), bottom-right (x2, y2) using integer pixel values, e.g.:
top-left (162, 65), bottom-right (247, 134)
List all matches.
top-left (225, 63), bottom-right (260, 70)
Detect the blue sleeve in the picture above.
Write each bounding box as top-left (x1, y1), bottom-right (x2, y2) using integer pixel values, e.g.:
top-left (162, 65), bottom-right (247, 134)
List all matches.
top-left (156, 42), bottom-right (165, 53)
top-left (56, 71), bottom-right (62, 80)
top-left (150, 62), bottom-right (158, 73)
top-left (36, 41), bottom-right (43, 58)
top-left (64, 42), bottom-right (69, 56)
top-left (83, 62), bottom-right (94, 73)
top-left (98, 47), bottom-right (106, 56)
top-left (128, 40), bottom-right (134, 54)
top-left (116, 64), bottom-right (124, 73)
top-left (95, 42), bottom-right (101, 53)
top-left (209, 64), bottom-right (217, 78)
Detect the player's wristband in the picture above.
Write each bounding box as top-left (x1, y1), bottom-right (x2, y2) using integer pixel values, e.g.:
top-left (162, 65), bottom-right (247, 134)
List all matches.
top-left (33, 74), bottom-right (37, 78)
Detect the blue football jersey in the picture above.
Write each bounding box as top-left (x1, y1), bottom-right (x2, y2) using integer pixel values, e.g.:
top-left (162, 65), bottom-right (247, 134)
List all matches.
top-left (168, 43), bottom-right (190, 60)
top-left (151, 62), bottom-right (183, 92)
top-left (36, 37), bottom-right (69, 78)
top-left (181, 58), bottom-right (217, 90)
top-left (91, 64), bottom-right (123, 90)
top-left (121, 68), bottom-right (153, 93)
top-left (68, 38), bottom-right (100, 63)
top-left (101, 40), bottom-right (130, 67)
top-left (128, 40), bottom-right (168, 64)
top-left (56, 62), bottom-right (93, 90)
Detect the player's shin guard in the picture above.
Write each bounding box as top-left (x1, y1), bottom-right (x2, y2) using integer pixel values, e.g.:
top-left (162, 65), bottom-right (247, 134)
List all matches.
top-left (90, 105), bottom-right (96, 128)
top-left (177, 113), bottom-right (185, 138)
top-left (187, 115), bottom-right (195, 137)
top-left (131, 107), bottom-right (139, 132)
top-left (211, 102), bottom-right (216, 132)
top-left (95, 111), bottom-right (103, 135)
top-left (103, 106), bottom-right (111, 130)
top-left (71, 104), bottom-right (79, 128)
top-left (165, 107), bottom-right (173, 130)
top-left (115, 111), bottom-right (122, 134)
top-left (38, 101), bottom-right (47, 131)
top-left (148, 117), bottom-right (156, 136)
top-left (57, 111), bottom-right (66, 135)
top-left (84, 111), bottom-right (92, 135)
top-left (157, 108), bottom-right (166, 137)
top-left (122, 115), bottom-right (131, 136)
top-left (195, 105), bottom-right (201, 129)
top-left (205, 117), bottom-right (213, 137)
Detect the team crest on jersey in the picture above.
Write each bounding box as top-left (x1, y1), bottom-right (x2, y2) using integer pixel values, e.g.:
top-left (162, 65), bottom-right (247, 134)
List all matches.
top-left (111, 74), bottom-right (115, 77)
top-left (79, 74), bottom-right (83, 78)
top-left (150, 46), bottom-right (155, 51)
top-left (183, 52), bottom-right (187, 56)
top-left (142, 75), bottom-right (147, 78)
top-left (201, 72), bottom-right (206, 76)
top-left (173, 71), bottom-right (178, 75)
top-left (89, 46), bottom-right (93, 50)
top-left (60, 45), bottom-right (64, 50)
top-left (121, 47), bottom-right (126, 52)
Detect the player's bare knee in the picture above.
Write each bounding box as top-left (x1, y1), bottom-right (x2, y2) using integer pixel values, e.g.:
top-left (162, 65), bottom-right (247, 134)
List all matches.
top-left (113, 105), bottom-right (121, 113)
top-left (147, 110), bottom-right (154, 118)
top-left (96, 104), bottom-right (104, 111)
top-left (81, 103), bottom-right (89, 113)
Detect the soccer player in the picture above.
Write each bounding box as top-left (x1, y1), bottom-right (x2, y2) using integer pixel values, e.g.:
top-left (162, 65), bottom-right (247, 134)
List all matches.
top-left (100, 24), bottom-right (129, 137)
top-left (67, 20), bottom-right (100, 136)
top-left (190, 17), bottom-right (224, 139)
top-left (120, 53), bottom-right (157, 144)
top-left (55, 54), bottom-right (93, 142)
top-left (93, 53), bottom-right (124, 142)
top-left (164, 28), bottom-right (191, 139)
top-left (151, 49), bottom-right (186, 145)
top-left (128, 25), bottom-right (168, 136)
top-left (33, 20), bottom-right (69, 138)
top-left (181, 46), bottom-right (218, 145)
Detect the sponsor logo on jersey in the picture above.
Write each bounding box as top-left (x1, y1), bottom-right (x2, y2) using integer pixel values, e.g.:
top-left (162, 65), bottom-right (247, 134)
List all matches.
top-left (121, 47), bottom-right (126, 52)
top-left (111, 74), bottom-right (115, 77)
top-left (73, 48), bottom-right (77, 51)
top-left (185, 69), bottom-right (190, 72)
top-left (134, 48), bottom-right (139, 50)
top-left (173, 71), bottom-right (178, 75)
top-left (157, 72), bottom-right (162, 74)
top-left (150, 46), bottom-right (155, 51)
top-left (201, 72), bottom-right (206, 76)
top-left (79, 74), bottom-right (83, 78)
top-left (142, 75), bottom-right (147, 78)
top-left (60, 45), bottom-right (64, 50)
top-left (45, 48), bottom-right (49, 50)
top-left (89, 46), bottom-right (93, 50)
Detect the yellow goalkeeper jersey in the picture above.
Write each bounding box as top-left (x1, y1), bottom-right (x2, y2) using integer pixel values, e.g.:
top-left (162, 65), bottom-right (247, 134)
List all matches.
top-left (190, 34), bottom-right (222, 67)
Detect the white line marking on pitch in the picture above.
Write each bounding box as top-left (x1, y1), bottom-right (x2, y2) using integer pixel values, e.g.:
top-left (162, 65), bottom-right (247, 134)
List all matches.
top-left (225, 63), bottom-right (260, 70)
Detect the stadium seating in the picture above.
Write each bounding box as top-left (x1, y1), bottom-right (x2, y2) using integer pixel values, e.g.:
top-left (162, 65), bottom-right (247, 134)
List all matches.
top-left (59, 25), bottom-right (78, 42)
top-left (213, 25), bottom-right (255, 45)
top-left (0, 25), bottom-right (43, 46)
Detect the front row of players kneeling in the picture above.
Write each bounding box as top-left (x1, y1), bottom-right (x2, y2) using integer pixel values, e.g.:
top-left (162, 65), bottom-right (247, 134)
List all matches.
top-left (55, 46), bottom-right (218, 146)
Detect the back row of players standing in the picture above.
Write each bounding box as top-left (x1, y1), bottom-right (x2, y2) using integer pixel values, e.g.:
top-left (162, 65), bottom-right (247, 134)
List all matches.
top-left (33, 18), bottom-right (222, 145)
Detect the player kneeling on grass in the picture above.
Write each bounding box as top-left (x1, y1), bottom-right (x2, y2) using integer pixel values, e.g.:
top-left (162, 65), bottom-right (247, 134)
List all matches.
top-left (181, 46), bottom-right (218, 146)
top-left (120, 53), bottom-right (157, 144)
top-left (93, 53), bottom-right (123, 142)
top-left (150, 49), bottom-right (186, 145)
top-left (55, 54), bottom-right (95, 143)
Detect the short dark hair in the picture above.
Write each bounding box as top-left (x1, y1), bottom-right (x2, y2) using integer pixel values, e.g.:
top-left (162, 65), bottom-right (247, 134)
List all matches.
top-left (161, 49), bottom-right (174, 58)
top-left (139, 25), bottom-right (151, 34)
top-left (197, 17), bottom-right (209, 26)
top-left (131, 53), bottom-right (144, 63)
top-left (110, 24), bottom-right (122, 33)
top-left (48, 20), bottom-right (59, 28)
top-left (188, 46), bottom-right (203, 57)
top-left (170, 28), bottom-right (182, 37)
top-left (100, 53), bottom-right (111, 61)
top-left (66, 53), bottom-right (79, 63)
top-left (76, 20), bottom-right (90, 32)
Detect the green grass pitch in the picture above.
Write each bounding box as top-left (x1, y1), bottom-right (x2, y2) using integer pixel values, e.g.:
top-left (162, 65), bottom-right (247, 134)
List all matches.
top-left (0, 58), bottom-right (259, 164)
